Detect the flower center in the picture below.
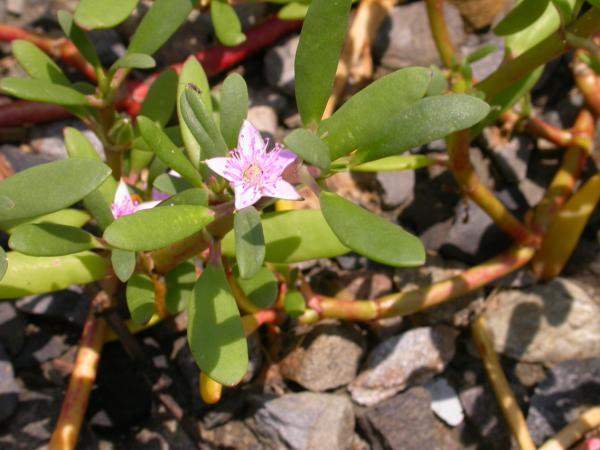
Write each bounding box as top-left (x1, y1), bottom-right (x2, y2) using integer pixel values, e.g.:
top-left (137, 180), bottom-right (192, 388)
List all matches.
top-left (243, 163), bottom-right (262, 184)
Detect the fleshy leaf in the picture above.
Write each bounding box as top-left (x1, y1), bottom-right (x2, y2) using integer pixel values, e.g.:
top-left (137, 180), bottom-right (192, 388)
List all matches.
top-left (57, 11), bottom-right (101, 69)
top-left (187, 264), bottom-right (248, 386)
top-left (350, 155), bottom-right (434, 172)
top-left (9, 223), bottom-right (100, 256)
top-left (234, 206), bottom-right (265, 279)
top-left (494, 0), bottom-right (550, 36)
top-left (0, 209), bottom-right (90, 234)
top-left (104, 205), bottom-right (214, 251)
top-left (0, 78), bottom-right (89, 106)
top-left (153, 173), bottom-right (192, 195)
top-left (320, 191), bottom-right (425, 267)
top-left (0, 248), bottom-right (7, 281)
top-left (139, 69), bottom-right (178, 126)
top-left (219, 74), bottom-right (249, 149)
top-left (0, 159), bottom-right (111, 222)
top-left (283, 129), bottom-right (331, 172)
top-left (211, 0), bottom-right (246, 47)
top-left (165, 261), bottom-right (196, 314)
top-left (235, 265), bottom-right (278, 310)
top-left (158, 188), bottom-right (209, 207)
top-left (12, 40), bottom-right (70, 85)
top-left (110, 53), bottom-right (155, 71)
top-left (283, 289), bottom-right (306, 317)
top-left (126, 273), bottom-right (156, 324)
top-left (181, 88), bottom-right (228, 158)
top-left (111, 249), bottom-right (136, 282)
top-left (75, 0), bottom-right (140, 30)
top-left (0, 251), bottom-right (109, 299)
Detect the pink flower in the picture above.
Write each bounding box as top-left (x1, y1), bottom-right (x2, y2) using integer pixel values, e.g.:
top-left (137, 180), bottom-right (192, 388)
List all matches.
top-left (205, 120), bottom-right (301, 210)
top-left (111, 180), bottom-right (159, 219)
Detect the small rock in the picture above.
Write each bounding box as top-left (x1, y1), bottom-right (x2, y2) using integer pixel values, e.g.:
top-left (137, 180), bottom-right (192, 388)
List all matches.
top-left (89, 29), bottom-right (125, 67)
top-left (376, 170), bottom-right (415, 210)
top-left (264, 34), bottom-right (299, 97)
top-left (482, 128), bottom-right (533, 184)
top-left (373, 2), bottom-right (465, 74)
top-left (6, 0), bottom-right (24, 16)
top-left (0, 344), bottom-right (19, 423)
top-left (250, 392), bottom-right (355, 450)
top-left (450, 0), bottom-right (510, 29)
top-left (280, 321), bottom-right (365, 392)
top-left (349, 326), bottom-right (458, 406)
top-left (14, 332), bottom-right (69, 369)
top-left (16, 287), bottom-right (90, 327)
top-left (0, 144), bottom-right (52, 172)
top-left (426, 378), bottom-right (464, 427)
top-left (513, 362), bottom-right (546, 388)
top-left (526, 358), bottom-right (600, 445)
top-left (29, 119), bottom-right (104, 161)
top-left (202, 419), bottom-right (262, 450)
top-left (359, 387), bottom-right (456, 450)
top-left (0, 302), bottom-right (25, 354)
top-left (460, 32), bottom-right (505, 81)
top-left (247, 104), bottom-right (278, 139)
top-left (484, 278), bottom-right (600, 364)
top-left (337, 270), bottom-right (393, 300)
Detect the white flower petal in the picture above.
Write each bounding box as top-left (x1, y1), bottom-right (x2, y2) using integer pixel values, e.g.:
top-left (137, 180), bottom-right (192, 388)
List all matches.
top-left (114, 179), bottom-right (132, 206)
top-left (237, 120), bottom-right (264, 158)
top-left (206, 157), bottom-right (234, 180)
top-left (136, 200), bottom-right (160, 211)
top-left (234, 185), bottom-right (261, 210)
top-left (267, 179), bottom-right (302, 200)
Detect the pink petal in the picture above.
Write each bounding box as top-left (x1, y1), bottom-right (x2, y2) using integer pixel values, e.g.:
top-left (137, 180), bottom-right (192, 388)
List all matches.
top-left (237, 120), bottom-right (264, 159)
top-left (111, 180), bottom-right (137, 219)
top-left (265, 179), bottom-right (302, 200)
top-left (206, 157), bottom-right (235, 181)
top-left (234, 185), bottom-right (262, 210)
top-left (273, 149), bottom-right (298, 171)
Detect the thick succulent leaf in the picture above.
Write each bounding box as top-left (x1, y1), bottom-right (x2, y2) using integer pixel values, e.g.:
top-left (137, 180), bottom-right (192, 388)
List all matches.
top-left (110, 53), bottom-right (155, 71)
top-left (153, 173), bottom-right (192, 196)
top-left (350, 155), bottom-right (434, 172)
top-left (211, 0), bottom-right (246, 47)
top-left (0, 248), bottom-right (7, 282)
top-left (165, 261), bottom-right (196, 314)
top-left (295, 0), bottom-right (352, 127)
top-left (494, 0), bottom-right (550, 35)
top-left (127, 0), bottom-right (196, 56)
top-left (12, 40), bottom-right (70, 85)
top-left (0, 251), bottom-right (109, 299)
top-left (75, 0), bottom-right (140, 30)
top-left (9, 223), bottom-right (100, 256)
top-left (181, 89), bottom-right (228, 158)
top-left (318, 67), bottom-right (431, 160)
top-left (278, 3), bottom-right (309, 20)
top-left (139, 69), bottom-right (178, 127)
top-left (187, 264), bottom-right (248, 386)
top-left (104, 205), bottom-right (214, 251)
top-left (283, 289), bottom-right (306, 317)
top-left (0, 209), bottom-right (90, 234)
top-left (0, 78), bottom-right (89, 106)
top-left (234, 207), bottom-right (265, 279)
top-left (57, 11), bottom-right (101, 69)
top-left (352, 94), bottom-right (490, 164)
top-left (126, 273), bottom-right (156, 324)
top-left (222, 210), bottom-right (350, 263)
top-left (283, 129), bottom-right (331, 172)
top-left (235, 266), bottom-right (278, 310)
top-left (219, 74), bottom-right (248, 149)
top-left (0, 159), bottom-right (111, 222)
top-left (111, 249), bottom-right (136, 282)
top-left (158, 188), bottom-right (209, 207)
top-left (320, 191), bottom-right (425, 267)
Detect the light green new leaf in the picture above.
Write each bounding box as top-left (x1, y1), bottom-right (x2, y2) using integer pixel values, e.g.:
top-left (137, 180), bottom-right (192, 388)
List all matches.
top-left (320, 191), bottom-right (425, 267)
top-left (75, 0), bottom-right (139, 29)
top-left (234, 207), bottom-right (265, 279)
top-left (222, 209), bottom-right (350, 263)
top-left (278, 3), bottom-right (309, 20)
top-left (165, 261), bottom-right (196, 314)
top-left (283, 289), bottom-right (305, 317)
top-left (110, 53), bottom-right (155, 72)
top-left (158, 188), bottom-right (209, 207)
top-left (9, 223), bottom-right (100, 256)
top-left (0, 248), bottom-right (7, 282)
top-left (353, 94), bottom-right (490, 164)
top-left (57, 11), bottom-right (101, 69)
top-left (104, 205), bottom-right (214, 251)
top-left (188, 264), bottom-right (248, 386)
top-left (318, 67), bottom-right (431, 160)
top-left (0, 209), bottom-right (90, 234)
top-left (0, 159), bottom-right (111, 222)
top-left (64, 127), bottom-right (100, 160)
top-left (211, 0), bottom-right (246, 47)
top-left (219, 74), bottom-right (248, 149)
top-left (12, 40), bottom-right (70, 85)
top-left (126, 273), bottom-right (155, 324)
top-left (351, 155), bottom-right (434, 172)
top-left (295, 0), bottom-right (352, 128)
top-left (139, 69), bottom-right (178, 127)
top-left (0, 78), bottom-right (89, 106)
top-left (181, 88), bottom-right (228, 158)
top-left (283, 129), bottom-right (331, 171)
top-left (111, 249), bottom-right (136, 282)
top-left (127, 0), bottom-right (196, 56)
top-left (137, 116), bottom-right (204, 187)
top-left (0, 251), bottom-right (109, 299)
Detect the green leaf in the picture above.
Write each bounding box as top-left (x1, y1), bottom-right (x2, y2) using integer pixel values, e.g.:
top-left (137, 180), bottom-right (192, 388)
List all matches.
top-left (181, 88), bottom-right (229, 159)
top-left (104, 205), bottom-right (214, 251)
top-left (318, 67), bottom-right (431, 160)
top-left (177, 57), bottom-right (212, 168)
top-left (57, 11), bottom-right (101, 69)
top-left (351, 155), bottom-right (434, 172)
top-left (153, 173), bottom-right (192, 196)
top-left (187, 264), bottom-right (248, 386)
top-left (465, 44), bottom-right (497, 64)
top-left (211, 0), bottom-right (246, 47)
top-left (75, 0), bottom-right (140, 30)
top-left (158, 188), bottom-right (209, 207)
top-left (165, 261), bottom-right (196, 314)
top-left (110, 53), bottom-right (155, 72)
top-left (426, 65), bottom-right (447, 96)
top-left (127, 0), bottom-right (196, 56)
top-left (219, 74), bottom-right (248, 149)
top-left (352, 94), bottom-right (490, 164)
top-left (295, 0), bottom-right (352, 128)
top-left (0, 248), bottom-right (7, 282)
top-left (139, 69), bottom-right (178, 127)
top-left (0, 159), bottom-right (111, 222)
top-left (0, 209), bottom-right (90, 234)
top-left (0, 78), bottom-right (89, 106)
top-left (64, 127), bottom-right (100, 160)
top-left (9, 223), bottom-right (100, 256)
top-left (278, 3), bottom-right (310, 20)
top-left (0, 251), bottom-right (109, 299)
top-left (111, 249), bottom-right (136, 282)
top-left (494, 0), bottom-right (550, 35)
top-left (283, 129), bottom-right (331, 171)
top-left (126, 273), bottom-right (155, 324)
top-left (222, 210), bottom-right (350, 263)
top-left (132, 126), bottom-right (183, 151)
top-left (234, 207), bottom-right (265, 279)
top-left (235, 265), bottom-right (278, 310)
top-left (283, 289), bottom-right (305, 317)
top-left (320, 191), bottom-right (425, 267)
top-left (12, 40), bottom-right (70, 85)
top-left (137, 116), bottom-right (204, 187)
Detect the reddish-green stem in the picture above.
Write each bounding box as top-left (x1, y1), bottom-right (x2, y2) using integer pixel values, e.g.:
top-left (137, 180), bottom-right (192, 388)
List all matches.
top-left (573, 50), bottom-right (600, 116)
top-left (424, 0), bottom-right (458, 69)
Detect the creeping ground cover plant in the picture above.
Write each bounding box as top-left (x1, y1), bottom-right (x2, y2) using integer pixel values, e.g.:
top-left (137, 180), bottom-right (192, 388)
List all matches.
top-left (0, 0), bottom-right (599, 448)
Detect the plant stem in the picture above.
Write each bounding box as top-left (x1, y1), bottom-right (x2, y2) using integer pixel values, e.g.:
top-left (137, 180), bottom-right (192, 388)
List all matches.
top-left (424, 0), bottom-right (458, 69)
top-left (446, 130), bottom-right (536, 246)
top-left (538, 407), bottom-right (600, 450)
top-left (301, 245), bottom-right (534, 322)
top-left (49, 291), bottom-right (108, 450)
top-left (573, 50), bottom-right (600, 116)
top-left (471, 315), bottom-right (536, 450)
